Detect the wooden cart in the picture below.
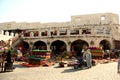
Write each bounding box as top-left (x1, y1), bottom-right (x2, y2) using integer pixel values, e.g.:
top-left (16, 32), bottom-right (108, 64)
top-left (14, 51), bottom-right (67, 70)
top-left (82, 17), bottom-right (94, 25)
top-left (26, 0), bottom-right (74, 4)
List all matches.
top-left (28, 50), bottom-right (51, 65)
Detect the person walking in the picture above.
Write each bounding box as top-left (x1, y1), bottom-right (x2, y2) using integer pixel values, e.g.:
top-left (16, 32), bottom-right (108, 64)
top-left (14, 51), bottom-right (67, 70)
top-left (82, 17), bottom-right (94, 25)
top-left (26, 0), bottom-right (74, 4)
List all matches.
top-left (83, 49), bottom-right (92, 68)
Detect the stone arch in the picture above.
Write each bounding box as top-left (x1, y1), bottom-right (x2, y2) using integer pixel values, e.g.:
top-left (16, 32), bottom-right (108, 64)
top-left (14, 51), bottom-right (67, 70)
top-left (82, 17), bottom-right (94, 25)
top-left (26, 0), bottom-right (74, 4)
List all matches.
top-left (33, 40), bottom-right (47, 50)
top-left (23, 41), bottom-right (29, 50)
top-left (15, 41), bottom-right (29, 55)
top-left (22, 41), bottom-right (29, 54)
top-left (50, 40), bottom-right (66, 56)
top-left (99, 39), bottom-right (111, 50)
top-left (71, 39), bottom-right (89, 57)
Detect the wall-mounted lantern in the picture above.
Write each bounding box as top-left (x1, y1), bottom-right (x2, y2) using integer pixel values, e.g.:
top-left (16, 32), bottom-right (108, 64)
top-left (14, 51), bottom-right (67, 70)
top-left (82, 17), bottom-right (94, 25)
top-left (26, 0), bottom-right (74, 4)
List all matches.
top-left (90, 40), bottom-right (94, 45)
top-left (47, 41), bottom-right (50, 45)
top-left (68, 41), bottom-right (71, 45)
top-left (30, 41), bottom-right (33, 45)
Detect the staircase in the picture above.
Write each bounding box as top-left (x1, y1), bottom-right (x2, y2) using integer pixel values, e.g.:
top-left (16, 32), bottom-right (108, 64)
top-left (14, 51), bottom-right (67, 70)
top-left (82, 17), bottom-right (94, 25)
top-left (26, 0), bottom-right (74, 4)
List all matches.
top-left (11, 36), bottom-right (23, 48)
top-left (1, 32), bottom-right (24, 48)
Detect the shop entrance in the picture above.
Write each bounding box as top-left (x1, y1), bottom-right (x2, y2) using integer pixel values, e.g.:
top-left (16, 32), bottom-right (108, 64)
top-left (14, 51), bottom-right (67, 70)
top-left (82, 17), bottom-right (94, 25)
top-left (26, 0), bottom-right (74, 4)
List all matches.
top-left (15, 41), bottom-right (29, 55)
top-left (33, 41), bottom-right (47, 50)
top-left (51, 40), bottom-right (66, 56)
top-left (99, 40), bottom-right (111, 51)
top-left (71, 39), bottom-right (89, 57)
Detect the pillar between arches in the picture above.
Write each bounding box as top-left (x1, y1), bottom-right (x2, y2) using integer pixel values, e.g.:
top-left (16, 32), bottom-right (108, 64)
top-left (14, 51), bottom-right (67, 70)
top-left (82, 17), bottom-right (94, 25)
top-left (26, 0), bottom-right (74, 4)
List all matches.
top-left (47, 44), bottom-right (51, 51)
top-left (66, 44), bottom-right (71, 52)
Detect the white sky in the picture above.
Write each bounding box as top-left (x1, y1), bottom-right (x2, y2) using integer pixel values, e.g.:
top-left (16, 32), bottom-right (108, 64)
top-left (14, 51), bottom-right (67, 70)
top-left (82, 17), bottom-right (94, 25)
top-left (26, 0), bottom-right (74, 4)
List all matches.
top-left (0, 0), bottom-right (120, 23)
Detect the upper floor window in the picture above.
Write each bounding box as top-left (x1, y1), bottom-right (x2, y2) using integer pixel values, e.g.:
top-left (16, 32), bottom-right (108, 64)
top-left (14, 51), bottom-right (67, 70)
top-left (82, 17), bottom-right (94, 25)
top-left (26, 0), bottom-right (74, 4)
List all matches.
top-left (82, 29), bottom-right (91, 34)
top-left (24, 32), bottom-right (30, 37)
top-left (51, 30), bottom-right (57, 36)
top-left (70, 29), bottom-right (79, 35)
top-left (60, 29), bottom-right (67, 35)
top-left (97, 28), bottom-right (104, 34)
top-left (34, 31), bottom-right (39, 37)
top-left (105, 29), bottom-right (111, 35)
top-left (101, 16), bottom-right (105, 20)
top-left (41, 31), bottom-right (47, 36)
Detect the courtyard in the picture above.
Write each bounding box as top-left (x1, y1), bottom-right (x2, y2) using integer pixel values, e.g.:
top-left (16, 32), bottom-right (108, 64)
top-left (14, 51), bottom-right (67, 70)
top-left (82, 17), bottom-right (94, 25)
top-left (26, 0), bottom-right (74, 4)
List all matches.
top-left (0, 61), bottom-right (120, 80)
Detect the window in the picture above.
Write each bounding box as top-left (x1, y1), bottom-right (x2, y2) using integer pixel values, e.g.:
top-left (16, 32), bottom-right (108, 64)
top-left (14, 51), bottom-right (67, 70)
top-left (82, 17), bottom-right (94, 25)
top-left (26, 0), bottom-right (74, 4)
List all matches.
top-left (106, 29), bottom-right (111, 35)
top-left (82, 29), bottom-right (91, 34)
top-left (101, 16), bottom-right (105, 20)
top-left (70, 29), bottom-right (79, 35)
top-left (41, 31), bottom-right (47, 36)
top-left (24, 32), bottom-right (30, 37)
top-left (51, 30), bottom-right (57, 36)
top-left (34, 31), bottom-right (39, 37)
top-left (97, 29), bottom-right (104, 34)
top-left (60, 29), bottom-right (67, 35)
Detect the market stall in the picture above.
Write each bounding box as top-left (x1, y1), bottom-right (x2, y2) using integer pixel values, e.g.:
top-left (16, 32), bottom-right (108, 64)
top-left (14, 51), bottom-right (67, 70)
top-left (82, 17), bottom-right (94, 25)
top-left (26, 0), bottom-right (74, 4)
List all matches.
top-left (32, 50), bottom-right (51, 59)
top-left (22, 50), bottom-right (53, 67)
top-left (89, 47), bottom-right (103, 59)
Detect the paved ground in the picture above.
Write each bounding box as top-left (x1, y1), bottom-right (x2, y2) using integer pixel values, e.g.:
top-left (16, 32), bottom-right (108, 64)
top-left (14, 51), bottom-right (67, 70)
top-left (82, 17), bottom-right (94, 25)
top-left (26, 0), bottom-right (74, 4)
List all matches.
top-left (0, 61), bottom-right (120, 80)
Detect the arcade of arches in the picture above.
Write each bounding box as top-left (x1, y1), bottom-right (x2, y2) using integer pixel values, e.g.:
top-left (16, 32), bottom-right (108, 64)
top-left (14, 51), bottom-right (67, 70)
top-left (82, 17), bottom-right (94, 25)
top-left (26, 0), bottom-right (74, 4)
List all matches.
top-left (17, 39), bottom-right (111, 57)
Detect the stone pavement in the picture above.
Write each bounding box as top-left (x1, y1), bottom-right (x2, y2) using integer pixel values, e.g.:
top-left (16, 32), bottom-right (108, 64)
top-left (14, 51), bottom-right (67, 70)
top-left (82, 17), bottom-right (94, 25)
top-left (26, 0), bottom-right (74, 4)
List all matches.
top-left (0, 62), bottom-right (120, 80)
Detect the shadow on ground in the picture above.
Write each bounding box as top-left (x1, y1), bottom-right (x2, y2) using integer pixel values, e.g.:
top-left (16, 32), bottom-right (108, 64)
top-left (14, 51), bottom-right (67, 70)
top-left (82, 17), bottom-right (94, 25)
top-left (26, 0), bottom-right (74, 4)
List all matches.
top-left (61, 66), bottom-right (90, 73)
top-left (61, 68), bottom-right (80, 73)
top-left (14, 64), bottom-right (28, 68)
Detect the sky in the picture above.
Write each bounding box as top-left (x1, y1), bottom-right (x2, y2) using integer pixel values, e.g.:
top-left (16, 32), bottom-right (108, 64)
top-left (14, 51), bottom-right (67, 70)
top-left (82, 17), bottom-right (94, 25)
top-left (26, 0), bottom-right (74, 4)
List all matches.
top-left (0, 0), bottom-right (120, 23)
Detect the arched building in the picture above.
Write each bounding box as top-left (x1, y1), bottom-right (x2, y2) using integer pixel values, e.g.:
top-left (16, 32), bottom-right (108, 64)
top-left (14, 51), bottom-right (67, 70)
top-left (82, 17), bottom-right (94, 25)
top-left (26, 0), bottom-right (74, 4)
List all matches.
top-left (0, 13), bottom-right (120, 56)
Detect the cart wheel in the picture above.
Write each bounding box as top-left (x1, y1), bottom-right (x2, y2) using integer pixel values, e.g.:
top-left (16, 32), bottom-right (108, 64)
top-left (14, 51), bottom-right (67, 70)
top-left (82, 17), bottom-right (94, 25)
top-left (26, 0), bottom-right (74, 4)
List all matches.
top-left (74, 65), bottom-right (78, 69)
top-left (11, 68), bottom-right (13, 72)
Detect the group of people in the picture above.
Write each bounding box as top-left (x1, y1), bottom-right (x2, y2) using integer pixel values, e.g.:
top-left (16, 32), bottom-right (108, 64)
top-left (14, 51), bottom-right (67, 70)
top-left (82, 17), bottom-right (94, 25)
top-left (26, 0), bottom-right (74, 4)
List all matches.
top-left (83, 48), bottom-right (92, 68)
top-left (99, 49), bottom-right (120, 74)
top-left (81, 48), bottom-right (120, 74)
top-left (77, 48), bottom-right (92, 69)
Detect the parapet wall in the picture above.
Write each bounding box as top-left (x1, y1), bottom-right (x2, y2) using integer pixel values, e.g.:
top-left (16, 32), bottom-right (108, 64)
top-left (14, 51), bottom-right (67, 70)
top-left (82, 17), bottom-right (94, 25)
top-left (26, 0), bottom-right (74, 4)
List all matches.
top-left (71, 13), bottom-right (119, 25)
top-left (0, 34), bottom-right (12, 41)
top-left (0, 13), bottom-right (119, 30)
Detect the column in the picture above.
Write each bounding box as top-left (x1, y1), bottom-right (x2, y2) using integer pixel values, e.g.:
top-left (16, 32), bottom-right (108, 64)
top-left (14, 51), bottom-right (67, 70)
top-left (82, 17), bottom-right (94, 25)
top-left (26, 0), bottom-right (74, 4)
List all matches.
top-left (15, 33), bottom-right (18, 37)
top-left (30, 32), bottom-right (34, 37)
top-left (79, 29), bottom-right (82, 35)
top-left (57, 30), bottom-right (60, 36)
top-left (29, 42), bottom-right (33, 55)
top-left (67, 29), bottom-right (70, 36)
top-left (48, 30), bottom-right (51, 37)
top-left (66, 42), bottom-right (71, 52)
top-left (6, 31), bottom-right (9, 36)
top-left (11, 32), bottom-right (14, 37)
top-left (39, 31), bottom-right (41, 37)
top-left (1, 30), bottom-right (4, 35)
top-left (47, 44), bottom-right (50, 51)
